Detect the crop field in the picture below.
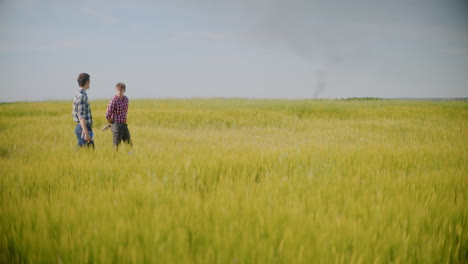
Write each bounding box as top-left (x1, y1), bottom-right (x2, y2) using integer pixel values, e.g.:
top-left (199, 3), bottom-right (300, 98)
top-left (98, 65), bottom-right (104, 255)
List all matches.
top-left (0, 99), bottom-right (467, 263)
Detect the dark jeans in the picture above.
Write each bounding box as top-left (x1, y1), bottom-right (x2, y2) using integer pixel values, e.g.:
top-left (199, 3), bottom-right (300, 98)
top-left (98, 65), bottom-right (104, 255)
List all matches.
top-left (111, 123), bottom-right (132, 147)
top-left (74, 123), bottom-right (94, 148)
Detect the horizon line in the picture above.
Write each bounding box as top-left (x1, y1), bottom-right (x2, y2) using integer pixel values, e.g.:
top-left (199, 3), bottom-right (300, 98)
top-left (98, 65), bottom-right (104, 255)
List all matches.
top-left (2, 97), bottom-right (468, 104)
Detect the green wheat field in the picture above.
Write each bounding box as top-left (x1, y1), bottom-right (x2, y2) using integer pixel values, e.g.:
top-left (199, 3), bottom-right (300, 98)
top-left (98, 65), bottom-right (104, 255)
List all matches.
top-left (0, 99), bottom-right (467, 263)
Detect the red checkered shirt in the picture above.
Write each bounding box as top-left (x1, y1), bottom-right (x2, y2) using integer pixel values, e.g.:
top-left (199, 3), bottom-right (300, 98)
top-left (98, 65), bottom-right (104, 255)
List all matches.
top-left (106, 95), bottom-right (129, 124)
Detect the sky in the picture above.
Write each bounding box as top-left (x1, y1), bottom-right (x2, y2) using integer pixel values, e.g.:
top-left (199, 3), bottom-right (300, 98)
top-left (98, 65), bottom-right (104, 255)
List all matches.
top-left (1, 0), bottom-right (467, 102)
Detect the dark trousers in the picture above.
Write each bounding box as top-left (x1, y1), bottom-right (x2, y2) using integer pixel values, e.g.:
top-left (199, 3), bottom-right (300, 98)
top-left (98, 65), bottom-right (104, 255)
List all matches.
top-left (74, 123), bottom-right (94, 148)
top-left (111, 123), bottom-right (132, 148)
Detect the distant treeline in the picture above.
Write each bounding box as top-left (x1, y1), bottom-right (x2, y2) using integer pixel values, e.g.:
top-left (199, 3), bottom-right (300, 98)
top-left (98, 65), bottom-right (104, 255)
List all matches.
top-left (342, 97), bottom-right (383, 101)
top-left (342, 97), bottom-right (468, 101)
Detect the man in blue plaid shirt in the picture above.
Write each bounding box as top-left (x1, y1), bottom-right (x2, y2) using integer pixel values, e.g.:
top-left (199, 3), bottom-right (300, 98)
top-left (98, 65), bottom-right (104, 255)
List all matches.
top-left (72, 73), bottom-right (94, 148)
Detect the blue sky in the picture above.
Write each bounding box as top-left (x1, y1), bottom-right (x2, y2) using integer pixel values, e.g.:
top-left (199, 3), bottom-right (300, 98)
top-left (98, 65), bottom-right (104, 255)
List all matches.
top-left (1, 0), bottom-right (467, 101)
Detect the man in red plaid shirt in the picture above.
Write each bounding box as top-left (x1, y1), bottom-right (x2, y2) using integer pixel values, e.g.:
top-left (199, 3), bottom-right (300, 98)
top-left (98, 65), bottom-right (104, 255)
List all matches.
top-left (106, 82), bottom-right (132, 148)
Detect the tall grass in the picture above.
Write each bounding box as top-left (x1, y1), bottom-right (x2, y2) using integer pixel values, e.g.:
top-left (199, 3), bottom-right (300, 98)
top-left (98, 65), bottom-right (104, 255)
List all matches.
top-left (0, 99), bottom-right (467, 263)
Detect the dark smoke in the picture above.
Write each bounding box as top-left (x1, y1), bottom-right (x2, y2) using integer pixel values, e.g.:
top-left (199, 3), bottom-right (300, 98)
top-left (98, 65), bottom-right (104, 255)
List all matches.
top-left (314, 70), bottom-right (327, 99)
top-left (239, 0), bottom-right (343, 98)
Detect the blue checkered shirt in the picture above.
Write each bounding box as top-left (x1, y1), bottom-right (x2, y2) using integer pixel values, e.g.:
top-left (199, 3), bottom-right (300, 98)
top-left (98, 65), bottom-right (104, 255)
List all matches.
top-left (72, 89), bottom-right (93, 125)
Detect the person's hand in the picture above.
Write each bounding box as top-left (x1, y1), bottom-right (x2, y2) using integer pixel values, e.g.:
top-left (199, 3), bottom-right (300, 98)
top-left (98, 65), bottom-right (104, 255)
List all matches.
top-left (83, 131), bottom-right (92, 142)
top-left (107, 118), bottom-right (113, 123)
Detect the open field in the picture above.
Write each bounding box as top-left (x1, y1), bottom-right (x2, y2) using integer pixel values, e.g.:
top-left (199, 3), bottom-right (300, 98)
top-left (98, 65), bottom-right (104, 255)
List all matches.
top-left (0, 99), bottom-right (467, 263)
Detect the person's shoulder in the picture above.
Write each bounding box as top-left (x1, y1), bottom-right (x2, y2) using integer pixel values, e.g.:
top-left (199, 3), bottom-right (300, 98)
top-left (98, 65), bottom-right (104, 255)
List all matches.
top-left (74, 91), bottom-right (85, 100)
top-left (108, 95), bottom-right (118, 104)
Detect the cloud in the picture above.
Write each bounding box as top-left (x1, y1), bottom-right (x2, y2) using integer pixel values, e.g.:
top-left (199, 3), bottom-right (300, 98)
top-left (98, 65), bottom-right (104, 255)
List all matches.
top-left (0, 41), bottom-right (109, 52)
top-left (357, 23), bottom-right (468, 44)
top-left (172, 31), bottom-right (233, 41)
top-left (114, 2), bottom-right (158, 12)
top-left (440, 47), bottom-right (468, 55)
top-left (48, 41), bottom-right (109, 49)
top-left (80, 7), bottom-right (117, 24)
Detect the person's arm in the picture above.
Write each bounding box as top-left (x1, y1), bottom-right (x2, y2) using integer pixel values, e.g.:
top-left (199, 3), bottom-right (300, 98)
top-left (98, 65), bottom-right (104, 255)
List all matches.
top-left (106, 99), bottom-right (114, 123)
top-left (80, 118), bottom-right (91, 142)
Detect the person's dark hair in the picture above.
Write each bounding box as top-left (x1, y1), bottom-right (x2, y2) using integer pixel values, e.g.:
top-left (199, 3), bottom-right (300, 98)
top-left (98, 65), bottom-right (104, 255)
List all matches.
top-left (77, 73), bottom-right (90, 87)
top-left (116, 82), bottom-right (126, 90)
